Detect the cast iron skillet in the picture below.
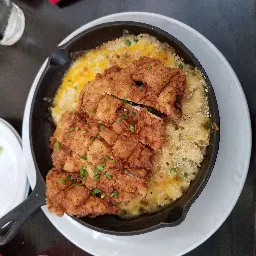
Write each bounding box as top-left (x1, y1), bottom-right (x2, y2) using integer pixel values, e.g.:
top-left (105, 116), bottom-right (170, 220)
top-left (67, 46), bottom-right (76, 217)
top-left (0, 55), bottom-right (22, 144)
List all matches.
top-left (0, 21), bottom-right (220, 245)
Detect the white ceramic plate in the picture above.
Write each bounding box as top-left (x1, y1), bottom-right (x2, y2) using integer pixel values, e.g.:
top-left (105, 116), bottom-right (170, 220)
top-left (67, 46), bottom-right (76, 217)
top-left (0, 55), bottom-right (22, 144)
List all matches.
top-left (22, 12), bottom-right (251, 256)
top-left (0, 118), bottom-right (29, 218)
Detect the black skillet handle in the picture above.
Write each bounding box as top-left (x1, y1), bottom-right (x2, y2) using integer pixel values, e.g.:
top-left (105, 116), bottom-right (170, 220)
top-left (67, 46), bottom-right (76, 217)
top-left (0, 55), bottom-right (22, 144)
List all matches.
top-left (162, 205), bottom-right (188, 226)
top-left (0, 181), bottom-right (46, 246)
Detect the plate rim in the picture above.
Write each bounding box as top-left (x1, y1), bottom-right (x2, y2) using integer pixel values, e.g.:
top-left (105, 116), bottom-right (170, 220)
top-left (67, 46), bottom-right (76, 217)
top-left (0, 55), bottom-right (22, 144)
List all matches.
top-left (22, 11), bottom-right (251, 256)
top-left (0, 118), bottom-right (29, 218)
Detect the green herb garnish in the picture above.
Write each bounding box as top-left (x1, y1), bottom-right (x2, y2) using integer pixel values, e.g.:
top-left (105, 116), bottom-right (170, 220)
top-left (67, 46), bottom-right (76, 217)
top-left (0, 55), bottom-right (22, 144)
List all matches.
top-left (122, 98), bottom-right (129, 103)
top-left (55, 141), bottom-right (61, 151)
top-left (178, 63), bottom-right (183, 69)
top-left (59, 178), bottom-right (65, 185)
top-left (97, 163), bottom-right (106, 170)
top-left (130, 124), bottom-right (135, 133)
top-left (74, 86), bottom-right (78, 90)
top-left (93, 174), bottom-right (101, 181)
top-left (204, 121), bottom-right (212, 130)
top-left (97, 135), bottom-right (102, 139)
top-left (184, 172), bottom-right (188, 178)
top-left (125, 40), bottom-right (131, 46)
top-left (134, 38), bottom-right (138, 43)
top-left (69, 127), bottom-right (75, 132)
top-left (139, 85), bottom-right (144, 91)
top-left (148, 66), bottom-right (152, 70)
top-left (100, 193), bottom-right (106, 199)
top-left (80, 155), bottom-right (87, 160)
top-left (71, 184), bottom-right (76, 188)
top-left (99, 125), bottom-right (105, 129)
top-left (117, 118), bottom-right (121, 124)
top-left (131, 111), bottom-right (136, 117)
top-left (92, 188), bottom-right (101, 195)
top-left (92, 137), bottom-right (96, 142)
top-left (110, 190), bottom-right (118, 198)
top-left (103, 155), bottom-right (109, 160)
top-left (147, 107), bottom-right (154, 113)
top-left (171, 167), bottom-right (177, 173)
top-left (88, 109), bottom-right (96, 114)
top-left (129, 82), bottom-right (133, 87)
top-left (80, 165), bottom-right (88, 180)
top-left (122, 114), bottom-right (128, 120)
top-left (111, 159), bottom-right (116, 163)
top-left (67, 175), bottom-right (73, 182)
top-left (105, 171), bottom-right (113, 179)
top-left (82, 130), bottom-right (87, 134)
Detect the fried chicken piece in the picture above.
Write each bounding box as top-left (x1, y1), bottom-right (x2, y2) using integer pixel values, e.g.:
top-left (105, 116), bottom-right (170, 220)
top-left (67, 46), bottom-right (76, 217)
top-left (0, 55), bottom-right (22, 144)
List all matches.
top-left (79, 56), bottom-right (186, 119)
top-left (79, 94), bottom-right (165, 151)
top-left (51, 111), bottom-right (99, 157)
top-left (46, 168), bottom-right (118, 217)
top-left (82, 162), bottom-right (147, 203)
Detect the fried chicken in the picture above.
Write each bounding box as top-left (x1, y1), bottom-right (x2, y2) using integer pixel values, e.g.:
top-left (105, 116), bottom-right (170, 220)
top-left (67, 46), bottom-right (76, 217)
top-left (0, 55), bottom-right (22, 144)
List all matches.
top-left (80, 56), bottom-right (186, 119)
top-left (46, 57), bottom-right (187, 218)
top-left (46, 168), bottom-right (118, 217)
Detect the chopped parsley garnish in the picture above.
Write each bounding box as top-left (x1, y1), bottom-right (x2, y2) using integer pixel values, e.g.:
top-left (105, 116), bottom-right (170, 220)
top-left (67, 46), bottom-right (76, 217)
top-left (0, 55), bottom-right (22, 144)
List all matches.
top-left (184, 172), bottom-right (188, 178)
top-left (130, 124), bottom-right (135, 133)
top-left (80, 165), bottom-right (88, 180)
top-left (122, 114), bottom-right (128, 120)
top-left (80, 155), bottom-right (87, 160)
top-left (66, 132), bottom-right (70, 137)
top-left (88, 109), bottom-right (96, 114)
top-left (148, 65), bottom-right (152, 70)
top-left (204, 121), bottom-right (212, 130)
top-left (82, 130), bottom-right (87, 134)
top-left (178, 63), bottom-right (183, 69)
top-left (94, 163), bottom-right (106, 174)
top-left (103, 155), bottom-right (109, 160)
top-left (71, 184), bottom-right (76, 188)
top-left (171, 167), bottom-right (177, 173)
top-left (97, 135), bottom-right (102, 139)
top-left (97, 163), bottom-right (106, 170)
top-left (147, 107), bottom-right (154, 113)
top-left (117, 118), bottom-right (121, 124)
top-left (55, 141), bottom-right (61, 151)
top-left (100, 193), bottom-right (106, 199)
top-left (139, 85), bottom-right (144, 91)
top-left (69, 127), bottom-right (75, 132)
top-left (92, 137), bottom-right (96, 142)
top-left (99, 125), bottom-right (105, 129)
top-left (93, 174), bottom-right (101, 181)
top-left (59, 178), bottom-right (65, 185)
top-left (125, 40), bottom-right (131, 46)
top-left (110, 190), bottom-right (118, 198)
top-left (122, 98), bottom-right (129, 103)
top-left (131, 111), bottom-right (136, 117)
top-left (67, 175), bottom-right (73, 182)
top-left (129, 82), bottom-right (133, 87)
top-left (92, 188), bottom-right (101, 195)
top-left (111, 159), bottom-right (116, 163)
top-left (105, 171), bottom-right (113, 179)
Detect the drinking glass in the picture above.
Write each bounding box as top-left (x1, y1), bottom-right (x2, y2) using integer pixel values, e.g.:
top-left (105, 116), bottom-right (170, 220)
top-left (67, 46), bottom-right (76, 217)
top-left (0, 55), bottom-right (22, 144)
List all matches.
top-left (0, 0), bottom-right (25, 45)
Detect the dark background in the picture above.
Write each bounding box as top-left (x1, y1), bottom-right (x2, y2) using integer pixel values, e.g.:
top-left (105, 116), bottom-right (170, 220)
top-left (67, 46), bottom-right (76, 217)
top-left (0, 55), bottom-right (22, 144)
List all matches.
top-left (0, 0), bottom-right (255, 255)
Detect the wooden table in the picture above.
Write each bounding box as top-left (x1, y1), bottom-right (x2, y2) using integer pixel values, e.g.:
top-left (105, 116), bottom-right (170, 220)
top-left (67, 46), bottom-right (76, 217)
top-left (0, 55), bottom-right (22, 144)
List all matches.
top-left (0, 0), bottom-right (255, 255)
